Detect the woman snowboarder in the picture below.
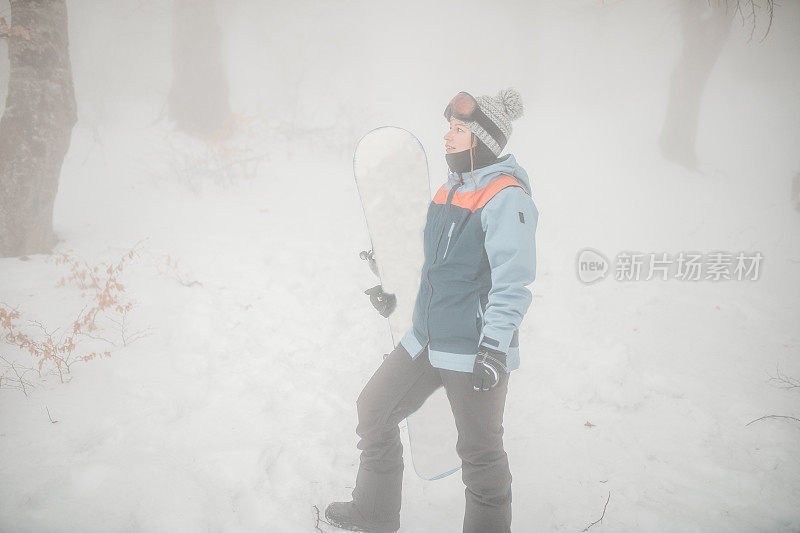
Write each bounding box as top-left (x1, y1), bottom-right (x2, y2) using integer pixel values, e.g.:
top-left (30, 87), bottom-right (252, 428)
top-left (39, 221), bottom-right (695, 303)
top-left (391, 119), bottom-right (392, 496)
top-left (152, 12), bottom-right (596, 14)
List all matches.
top-left (326, 88), bottom-right (538, 533)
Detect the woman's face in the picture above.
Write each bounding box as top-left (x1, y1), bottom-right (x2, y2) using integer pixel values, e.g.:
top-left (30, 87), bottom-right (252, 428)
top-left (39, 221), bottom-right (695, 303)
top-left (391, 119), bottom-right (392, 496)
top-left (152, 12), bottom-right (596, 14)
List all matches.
top-left (444, 118), bottom-right (476, 154)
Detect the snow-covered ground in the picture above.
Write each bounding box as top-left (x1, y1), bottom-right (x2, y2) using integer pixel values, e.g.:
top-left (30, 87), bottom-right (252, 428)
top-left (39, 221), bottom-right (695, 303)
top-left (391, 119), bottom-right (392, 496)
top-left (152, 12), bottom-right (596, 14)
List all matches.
top-left (1, 1), bottom-right (799, 532)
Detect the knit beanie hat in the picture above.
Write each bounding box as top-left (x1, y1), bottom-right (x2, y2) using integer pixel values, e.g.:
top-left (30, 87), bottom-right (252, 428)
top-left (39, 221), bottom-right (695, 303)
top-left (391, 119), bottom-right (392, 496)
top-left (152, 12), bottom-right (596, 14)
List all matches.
top-left (446, 88), bottom-right (524, 157)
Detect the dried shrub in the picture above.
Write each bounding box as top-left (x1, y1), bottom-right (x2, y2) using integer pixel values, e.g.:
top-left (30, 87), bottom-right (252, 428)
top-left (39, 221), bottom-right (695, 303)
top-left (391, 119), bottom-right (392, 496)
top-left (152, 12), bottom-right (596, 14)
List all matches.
top-left (0, 245), bottom-right (149, 393)
top-left (161, 112), bottom-right (271, 191)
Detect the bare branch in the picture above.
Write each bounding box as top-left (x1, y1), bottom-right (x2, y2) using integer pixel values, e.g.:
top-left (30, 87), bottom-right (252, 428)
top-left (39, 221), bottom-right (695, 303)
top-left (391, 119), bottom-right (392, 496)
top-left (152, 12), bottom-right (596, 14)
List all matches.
top-left (728, 0), bottom-right (777, 42)
top-left (746, 415), bottom-right (800, 426)
top-left (582, 492), bottom-right (611, 532)
top-left (312, 504), bottom-right (334, 532)
top-left (82, 331), bottom-right (118, 347)
top-left (0, 355), bottom-right (36, 397)
top-left (768, 364), bottom-right (800, 390)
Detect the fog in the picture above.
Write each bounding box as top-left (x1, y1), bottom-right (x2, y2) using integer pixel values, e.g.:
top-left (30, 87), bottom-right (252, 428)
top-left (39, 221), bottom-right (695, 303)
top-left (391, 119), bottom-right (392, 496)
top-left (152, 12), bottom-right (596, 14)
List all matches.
top-left (1, 1), bottom-right (799, 531)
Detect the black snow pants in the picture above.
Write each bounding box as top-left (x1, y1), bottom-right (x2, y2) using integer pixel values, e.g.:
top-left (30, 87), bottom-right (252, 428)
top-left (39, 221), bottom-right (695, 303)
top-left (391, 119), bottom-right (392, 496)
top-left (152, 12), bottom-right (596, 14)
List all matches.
top-left (350, 342), bottom-right (512, 533)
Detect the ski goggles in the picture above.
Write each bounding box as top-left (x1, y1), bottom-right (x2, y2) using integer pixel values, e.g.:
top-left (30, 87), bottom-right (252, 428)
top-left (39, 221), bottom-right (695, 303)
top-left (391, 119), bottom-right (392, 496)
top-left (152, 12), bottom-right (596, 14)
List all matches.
top-left (443, 91), bottom-right (480, 122)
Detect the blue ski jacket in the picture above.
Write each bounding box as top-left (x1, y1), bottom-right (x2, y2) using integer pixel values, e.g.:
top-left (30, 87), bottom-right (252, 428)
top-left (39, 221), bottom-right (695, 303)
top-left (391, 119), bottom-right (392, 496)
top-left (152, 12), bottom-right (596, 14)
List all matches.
top-left (400, 153), bottom-right (538, 373)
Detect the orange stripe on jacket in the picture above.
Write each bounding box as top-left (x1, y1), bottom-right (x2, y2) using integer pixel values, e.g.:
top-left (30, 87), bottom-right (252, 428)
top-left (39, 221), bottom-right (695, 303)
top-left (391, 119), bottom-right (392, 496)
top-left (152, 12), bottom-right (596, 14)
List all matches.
top-left (433, 175), bottom-right (524, 213)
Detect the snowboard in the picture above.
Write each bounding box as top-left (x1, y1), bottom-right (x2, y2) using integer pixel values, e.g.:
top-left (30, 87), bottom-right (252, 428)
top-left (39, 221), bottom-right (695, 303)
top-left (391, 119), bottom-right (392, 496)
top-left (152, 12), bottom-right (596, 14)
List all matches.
top-left (353, 126), bottom-right (461, 481)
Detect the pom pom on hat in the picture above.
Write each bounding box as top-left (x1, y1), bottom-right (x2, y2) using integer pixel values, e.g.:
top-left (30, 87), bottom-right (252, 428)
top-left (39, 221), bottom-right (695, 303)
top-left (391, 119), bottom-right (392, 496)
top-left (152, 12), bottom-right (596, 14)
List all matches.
top-left (496, 87), bottom-right (524, 121)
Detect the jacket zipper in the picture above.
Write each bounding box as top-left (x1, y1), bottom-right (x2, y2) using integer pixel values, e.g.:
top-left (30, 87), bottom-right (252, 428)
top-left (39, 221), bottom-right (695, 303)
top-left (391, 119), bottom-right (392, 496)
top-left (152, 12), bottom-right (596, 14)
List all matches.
top-left (425, 177), bottom-right (462, 348)
top-left (442, 222), bottom-right (456, 260)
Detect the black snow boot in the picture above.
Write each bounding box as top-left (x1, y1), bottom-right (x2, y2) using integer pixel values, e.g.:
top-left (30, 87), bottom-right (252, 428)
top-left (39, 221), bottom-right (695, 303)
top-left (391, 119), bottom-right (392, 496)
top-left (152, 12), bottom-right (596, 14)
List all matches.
top-left (324, 500), bottom-right (400, 532)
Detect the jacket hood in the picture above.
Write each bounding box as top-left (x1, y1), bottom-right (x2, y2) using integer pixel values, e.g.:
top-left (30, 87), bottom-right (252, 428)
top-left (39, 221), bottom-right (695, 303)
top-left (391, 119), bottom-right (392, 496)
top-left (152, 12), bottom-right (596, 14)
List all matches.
top-left (447, 153), bottom-right (531, 195)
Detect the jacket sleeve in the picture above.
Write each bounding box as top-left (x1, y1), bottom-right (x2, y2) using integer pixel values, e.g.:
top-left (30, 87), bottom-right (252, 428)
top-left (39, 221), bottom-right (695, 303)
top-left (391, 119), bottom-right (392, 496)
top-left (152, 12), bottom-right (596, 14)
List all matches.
top-left (478, 185), bottom-right (538, 355)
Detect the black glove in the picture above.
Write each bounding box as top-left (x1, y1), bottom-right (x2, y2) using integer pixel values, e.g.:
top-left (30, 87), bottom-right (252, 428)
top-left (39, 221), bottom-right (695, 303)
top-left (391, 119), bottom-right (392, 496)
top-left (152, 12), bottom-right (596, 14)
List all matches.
top-left (472, 346), bottom-right (507, 392)
top-left (364, 285), bottom-right (397, 318)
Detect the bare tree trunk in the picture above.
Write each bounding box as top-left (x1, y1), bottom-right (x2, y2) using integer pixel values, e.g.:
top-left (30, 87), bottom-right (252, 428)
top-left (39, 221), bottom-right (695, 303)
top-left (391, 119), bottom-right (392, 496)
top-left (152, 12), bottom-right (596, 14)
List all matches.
top-left (168, 0), bottom-right (230, 138)
top-left (659, 1), bottom-right (735, 172)
top-left (0, 0), bottom-right (77, 258)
